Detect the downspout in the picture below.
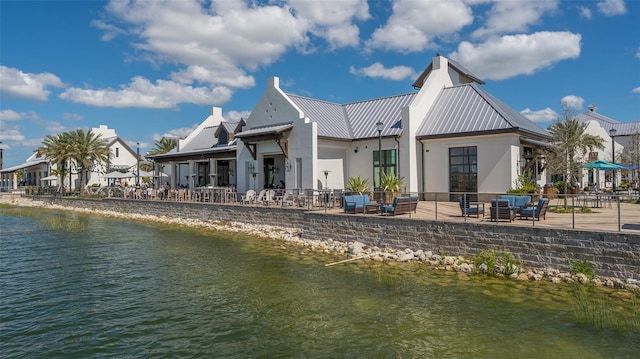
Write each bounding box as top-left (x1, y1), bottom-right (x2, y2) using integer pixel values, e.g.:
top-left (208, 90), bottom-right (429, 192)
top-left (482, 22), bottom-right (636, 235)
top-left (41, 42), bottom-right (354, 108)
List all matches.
top-left (421, 141), bottom-right (425, 199)
top-left (394, 135), bottom-right (401, 175)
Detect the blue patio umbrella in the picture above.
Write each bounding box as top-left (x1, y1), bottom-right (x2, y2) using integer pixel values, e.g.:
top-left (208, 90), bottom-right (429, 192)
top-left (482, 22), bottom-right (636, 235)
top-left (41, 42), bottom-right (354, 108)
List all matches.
top-left (582, 160), bottom-right (625, 170)
top-left (583, 160), bottom-right (625, 189)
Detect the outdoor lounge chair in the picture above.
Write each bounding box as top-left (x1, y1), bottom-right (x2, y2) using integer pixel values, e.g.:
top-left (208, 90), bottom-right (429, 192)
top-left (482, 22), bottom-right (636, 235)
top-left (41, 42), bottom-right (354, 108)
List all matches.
top-left (519, 198), bottom-right (549, 221)
top-left (459, 196), bottom-right (484, 218)
top-left (380, 196), bottom-right (418, 216)
top-left (241, 189), bottom-right (256, 204)
top-left (490, 199), bottom-right (516, 222)
top-left (343, 194), bottom-right (374, 214)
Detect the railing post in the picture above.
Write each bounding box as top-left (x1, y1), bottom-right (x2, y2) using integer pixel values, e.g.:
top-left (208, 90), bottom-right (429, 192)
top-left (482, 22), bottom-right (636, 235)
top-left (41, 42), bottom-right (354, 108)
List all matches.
top-left (617, 195), bottom-right (621, 232)
top-left (463, 193), bottom-right (467, 223)
top-left (571, 194), bottom-right (575, 229)
top-left (434, 192), bottom-right (438, 221)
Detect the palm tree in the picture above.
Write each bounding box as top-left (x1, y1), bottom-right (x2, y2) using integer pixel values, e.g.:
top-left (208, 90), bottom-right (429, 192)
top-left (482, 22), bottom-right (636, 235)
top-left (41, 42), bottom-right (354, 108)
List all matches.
top-left (148, 137), bottom-right (177, 155)
top-left (35, 133), bottom-right (73, 193)
top-left (67, 129), bottom-right (111, 190)
top-left (545, 117), bottom-right (604, 205)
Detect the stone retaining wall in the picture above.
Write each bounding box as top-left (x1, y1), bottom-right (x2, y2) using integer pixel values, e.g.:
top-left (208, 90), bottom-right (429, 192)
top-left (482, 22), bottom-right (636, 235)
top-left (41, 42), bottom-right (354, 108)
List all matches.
top-left (41, 197), bottom-right (640, 280)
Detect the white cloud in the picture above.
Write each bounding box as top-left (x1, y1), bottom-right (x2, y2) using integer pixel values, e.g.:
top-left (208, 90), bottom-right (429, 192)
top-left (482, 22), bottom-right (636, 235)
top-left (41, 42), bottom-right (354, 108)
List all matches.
top-left (171, 65), bottom-right (254, 89)
top-left (0, 124), bottom-right (25, 142)
top-left (472, 0), bottom-right (558, 38)
top-left (349, 62), bottom-right (416, 81)
top-left (90, 18), bottom-right (126, 41)
top-left (0, 66), bottom-right (64, 101)
top-left (597, 0), bottom-right (626, 16)
top-left (62, 113), bottom-right (84, 121)
top-left (561, 95), bottom-right (585, 111)
top-left (449, 31), bottom-right (581, 80)
top-left (0, 109), bottom-right (39, 121)
top-left (520, 107), bottom-right (558, 123)
top-left (632, 87), bottom-right (640, 94)
top-left (636, 48), bottom-right (640, 58)
top-left (579, 6), bottom-right (592, 19)
top-left (100, 0), bottom-right (310, 87)
top-left (153, 124), bottom-right (199, 141)
top-left (225, 110), bottom-right (251, 122)
top-left (366, 0), bottom-right (472, 52)
top-left (59, 77), bottom-right (232, 109)
top-left (288, 0), bottom-right (370, 49)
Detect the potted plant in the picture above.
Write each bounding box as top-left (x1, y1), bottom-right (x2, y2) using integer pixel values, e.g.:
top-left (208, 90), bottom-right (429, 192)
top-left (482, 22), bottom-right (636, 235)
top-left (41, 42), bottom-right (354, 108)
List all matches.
top-left (380, 172), bottom-right (405, 204)
top-left (344, 176), bottom-right (371, 195)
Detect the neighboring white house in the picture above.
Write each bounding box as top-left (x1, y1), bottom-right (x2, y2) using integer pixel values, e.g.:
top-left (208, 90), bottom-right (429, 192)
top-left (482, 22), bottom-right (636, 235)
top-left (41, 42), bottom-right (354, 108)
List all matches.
top-left (147, 107), bottom-right (241, 189)
top-left (0, 125), bottom-right (138, 191)
top-left (233, 54), bottom-right (551, 199)
top-left (577, 105), bottom-right (640, 189)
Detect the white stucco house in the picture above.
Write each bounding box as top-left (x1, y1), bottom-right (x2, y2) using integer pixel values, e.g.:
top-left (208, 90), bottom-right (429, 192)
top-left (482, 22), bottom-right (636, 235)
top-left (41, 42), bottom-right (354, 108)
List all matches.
top-left (147, 107), bottom-right (241, 189)
top-left (233, 54), bottom-right (551, 200)
top-left (0, 125), bottom-right (139, 191)
top-left (576, 105), bottom-right (640, 189)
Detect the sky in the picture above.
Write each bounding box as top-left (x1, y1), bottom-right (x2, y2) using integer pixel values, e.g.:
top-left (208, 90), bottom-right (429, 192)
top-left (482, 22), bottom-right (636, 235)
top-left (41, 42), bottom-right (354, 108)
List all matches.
top-left (1, 0), bottom-right (639, 168)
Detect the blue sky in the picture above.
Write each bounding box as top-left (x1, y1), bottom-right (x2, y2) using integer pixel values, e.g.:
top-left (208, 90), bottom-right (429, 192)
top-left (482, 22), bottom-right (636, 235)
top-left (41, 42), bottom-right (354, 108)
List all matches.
top-left (1, 0), bottom-right (638, 168)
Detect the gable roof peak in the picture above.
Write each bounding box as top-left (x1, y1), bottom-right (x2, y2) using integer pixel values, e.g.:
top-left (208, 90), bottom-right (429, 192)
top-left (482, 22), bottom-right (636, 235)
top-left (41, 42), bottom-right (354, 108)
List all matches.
top-left (412, 54), bottom-right (485, 89)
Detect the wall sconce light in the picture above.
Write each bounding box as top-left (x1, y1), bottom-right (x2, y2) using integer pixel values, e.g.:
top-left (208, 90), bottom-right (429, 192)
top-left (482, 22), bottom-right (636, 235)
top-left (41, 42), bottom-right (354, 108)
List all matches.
top-left (248, 162), bottom-right (254, 173)
top-left (285, 159), bottom-right (292, 172)
top-left (274, 164), bottom-right (280, 173)
top-left (229, 167), bottom-right (234, 176)
top-left (354, 146), bottom-right (359, 153)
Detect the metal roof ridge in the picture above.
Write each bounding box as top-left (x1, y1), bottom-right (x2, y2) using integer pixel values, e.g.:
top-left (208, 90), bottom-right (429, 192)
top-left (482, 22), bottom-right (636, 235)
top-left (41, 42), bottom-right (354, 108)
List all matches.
top-left (286, 93), bottom-right (341, 106)
top-left (342, 91), bottom-right (417, 106)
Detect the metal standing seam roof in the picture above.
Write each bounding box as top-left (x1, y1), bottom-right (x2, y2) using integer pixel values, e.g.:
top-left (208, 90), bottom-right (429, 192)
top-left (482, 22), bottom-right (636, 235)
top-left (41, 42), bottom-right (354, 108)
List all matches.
top-left (416, 83), bottom-right (550, 139)
top-left (344, 93), bottom-right (415, 138)
top-left (287, 92), bottom-right (416, 140)
top-left (234, 123), bottom-right (294, 138)
top-left (179, 125), bottom-right (220, 152)
top-left (576, 111), bottom-right (640, 136)
top-left (0, 158), bottom-right (48, 173)
top-left (286, 95), bottom-right (351, 139)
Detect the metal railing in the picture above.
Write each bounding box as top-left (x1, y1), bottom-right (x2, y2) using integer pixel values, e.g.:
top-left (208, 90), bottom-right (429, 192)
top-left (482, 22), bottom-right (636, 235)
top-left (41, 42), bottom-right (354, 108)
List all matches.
top-left (21, 187), bottom-right (640, 233)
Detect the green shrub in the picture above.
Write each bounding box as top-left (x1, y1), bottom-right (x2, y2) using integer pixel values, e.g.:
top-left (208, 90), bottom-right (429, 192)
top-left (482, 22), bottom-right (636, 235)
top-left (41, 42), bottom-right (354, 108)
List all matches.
top-left (345, 176), bottom-right (371, 193)
top-left (571, 259), bottom-right (596, 280)
top-left (508, 174), bottom-right (538, 194)
top-left (473, 249), bottom-right (521, 275)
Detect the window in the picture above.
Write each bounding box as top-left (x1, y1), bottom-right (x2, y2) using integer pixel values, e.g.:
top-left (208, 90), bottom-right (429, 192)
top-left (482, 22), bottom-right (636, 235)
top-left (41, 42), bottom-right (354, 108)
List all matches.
top-left (115, 147), bottom-right (119, 158)
top-left (218, 130), bottom-right (228, 145)
top-left (449, 146), bottom-right (477, 200)
top-left (217, 160), bottom-right (230, 186)
top-left (373, 149), bottom-right (397, 189)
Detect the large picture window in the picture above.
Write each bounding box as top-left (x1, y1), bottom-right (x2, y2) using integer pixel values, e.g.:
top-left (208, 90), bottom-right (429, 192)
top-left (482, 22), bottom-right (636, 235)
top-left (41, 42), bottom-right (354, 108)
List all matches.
top-left (373, 149), bottom-right (397, 189)
top-left (449, 146), bottom-right (477, 200)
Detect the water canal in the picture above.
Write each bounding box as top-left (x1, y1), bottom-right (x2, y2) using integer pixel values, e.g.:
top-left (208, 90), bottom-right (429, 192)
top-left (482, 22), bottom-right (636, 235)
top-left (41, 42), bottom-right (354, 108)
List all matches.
top-left (1, 207), bottom-right (638, 358)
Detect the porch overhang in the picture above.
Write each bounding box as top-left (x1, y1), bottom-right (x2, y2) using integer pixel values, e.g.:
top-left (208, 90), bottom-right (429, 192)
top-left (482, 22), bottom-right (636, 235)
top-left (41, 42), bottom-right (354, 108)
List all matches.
top-left (235, 123), bottom-right (293, 160)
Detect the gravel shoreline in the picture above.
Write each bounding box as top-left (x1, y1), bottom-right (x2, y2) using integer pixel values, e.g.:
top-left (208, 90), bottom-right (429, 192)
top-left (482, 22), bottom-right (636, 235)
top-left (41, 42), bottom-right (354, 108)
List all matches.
top-left (2, 194), bottom-right (638, 292)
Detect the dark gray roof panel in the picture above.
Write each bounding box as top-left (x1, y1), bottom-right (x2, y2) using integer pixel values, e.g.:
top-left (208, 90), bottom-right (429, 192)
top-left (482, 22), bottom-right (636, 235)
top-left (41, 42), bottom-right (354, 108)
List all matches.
top-left (235, 123), bottom-right (294, 137)
top-left (287, 95), bottom-right (351, 139)
top-left (221, 121), bottom-right (238, 134)
top-left (344, 93), bottom-right (415, 138)
top-left (288, 92), bottom-right (415, 139)
top-left (576, 111), bottom-right (640, 136)
top-left (180, 126), bottom-right (219, 152)
top-left (417, 84), bottom-right (549, 138)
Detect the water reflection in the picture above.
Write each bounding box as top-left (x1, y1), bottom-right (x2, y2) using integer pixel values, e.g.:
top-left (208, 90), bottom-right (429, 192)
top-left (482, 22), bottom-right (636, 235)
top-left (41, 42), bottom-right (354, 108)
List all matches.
top-left (1, 208), bottom-right (638, 358)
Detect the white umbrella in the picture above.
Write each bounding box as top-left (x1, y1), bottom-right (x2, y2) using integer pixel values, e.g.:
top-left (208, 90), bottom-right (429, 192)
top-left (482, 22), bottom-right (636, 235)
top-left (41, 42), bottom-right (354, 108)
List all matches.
top-left (40, 175), bottom-right (58, 181)
top-left (136, 170), bottom-right (159, 177)
top-left (99, 171), bottom-right (135, 179)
